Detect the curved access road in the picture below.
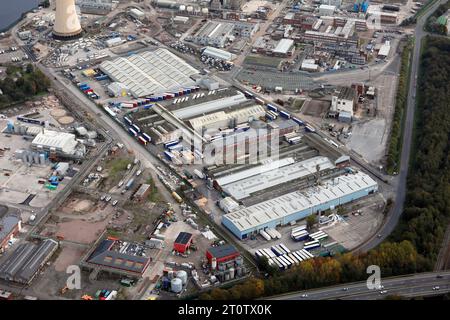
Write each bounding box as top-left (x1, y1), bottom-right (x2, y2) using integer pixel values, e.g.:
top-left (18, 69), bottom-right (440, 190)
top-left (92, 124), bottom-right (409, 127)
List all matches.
top-left (355, 0), bottom-right (447, 252)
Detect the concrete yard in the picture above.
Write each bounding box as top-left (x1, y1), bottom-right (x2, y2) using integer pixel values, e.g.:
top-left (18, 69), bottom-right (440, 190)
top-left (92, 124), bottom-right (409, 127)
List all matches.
top-left (321, 194), bottom-right (385, 250)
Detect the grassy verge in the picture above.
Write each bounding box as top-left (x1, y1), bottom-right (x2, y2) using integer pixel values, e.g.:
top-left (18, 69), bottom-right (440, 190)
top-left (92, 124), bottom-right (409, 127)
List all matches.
top-left (386, 38), bottom-right (414, 175)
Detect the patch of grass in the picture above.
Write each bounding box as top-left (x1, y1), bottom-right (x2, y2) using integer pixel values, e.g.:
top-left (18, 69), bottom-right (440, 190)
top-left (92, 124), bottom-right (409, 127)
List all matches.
top-left (146, 177), bottom-right (162, 203)
top-left (291, 99), bottom-right (305, 110)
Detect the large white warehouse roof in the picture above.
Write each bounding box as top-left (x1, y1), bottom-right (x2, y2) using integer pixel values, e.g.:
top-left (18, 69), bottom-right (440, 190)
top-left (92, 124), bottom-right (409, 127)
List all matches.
top-left (223, 172), bottom-right (378, 232)
top-left (273, 38), bottom-right (294, 54)
top-left (32, 130), bottom-right (79, 155)
top-left (100, 48), bottom-right (199, 98)
top-left (221, 156), bottom-right (335, 200)
top-left (202, 46), bottom-right (237, 61)
top-left (172, 92), bottom-right (248, 119)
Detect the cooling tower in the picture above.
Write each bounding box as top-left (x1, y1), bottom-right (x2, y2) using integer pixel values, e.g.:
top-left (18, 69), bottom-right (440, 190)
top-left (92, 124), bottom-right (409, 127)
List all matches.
top-left (53, 0), bottom-right (82, 39)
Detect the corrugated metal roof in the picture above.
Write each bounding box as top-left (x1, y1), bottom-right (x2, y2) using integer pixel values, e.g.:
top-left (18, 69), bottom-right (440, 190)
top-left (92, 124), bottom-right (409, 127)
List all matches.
top-left (221, 156), bottom-right (334, 200)
top-left (100, 48), bottom-right (199, 98)
top-left (222, 172), bottom-right (378, 232)
top-left (273, 38), bottom-right (294, 54)
top-left (32, 130), bottom-right (78, 155)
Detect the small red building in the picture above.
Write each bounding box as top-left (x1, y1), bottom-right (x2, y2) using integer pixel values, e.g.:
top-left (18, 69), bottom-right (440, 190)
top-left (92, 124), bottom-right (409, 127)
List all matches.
top-left (206, 244), bottom-right (240, 267)
top-left (173, 232), bottom-right (193, 254)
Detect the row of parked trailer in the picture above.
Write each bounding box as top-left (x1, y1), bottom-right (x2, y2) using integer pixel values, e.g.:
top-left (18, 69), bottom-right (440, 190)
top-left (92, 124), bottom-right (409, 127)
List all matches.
top-left (242, 90), bottom-right (318, 133)
top-left (259, 228), bottom-right (282, 241)
top-left (123, 116), bottom-right (152, 145)
top-left (77, 83), bottom-right (99, 100)
top-left (309, 230), bottom-right (329, 242)
top-left (255, 245), bottom-right (314, 270)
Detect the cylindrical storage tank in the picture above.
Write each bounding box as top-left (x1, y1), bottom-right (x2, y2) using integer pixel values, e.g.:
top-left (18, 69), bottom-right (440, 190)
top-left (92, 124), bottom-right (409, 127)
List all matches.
top-left (26, 153), bottom-right (33, 163)
top-left (229, 267), bottom-right (235, 279)
top-left (235, 256), bottom-right (243, 266)
top-left (39, 154), bottom-right (46, 165)
top-left (218, 271), bottom-right (224, 282)
top-left (201, 8), bottom-right (208, 14)
top-left (187, 6), bottom-right (194, 12)
top-left (211, 257), bottom-right (217, 270)
top-left (168, 270), bottom-right (174, 280)
top-left (171, 278), bottom-right (183, 293)
top-left (236, 267), bottom-right (242, 277)
top-left (176, 270), bottom-right (188, 285)
top-left (224, 272), bottom-right (230, 281)
top-left (218, 263), bottom-right (225, 271)
top-left (33, 153), bottom-right (39, 164)
top-left (179, 4), bottom-right (186, 11)
top-left (162, 277), bottom-right (170, 290)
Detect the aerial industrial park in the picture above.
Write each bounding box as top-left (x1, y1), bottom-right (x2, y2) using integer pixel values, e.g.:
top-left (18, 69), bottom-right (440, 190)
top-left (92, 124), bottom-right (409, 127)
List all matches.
top-left (0, 0), bottom-right (449, 305)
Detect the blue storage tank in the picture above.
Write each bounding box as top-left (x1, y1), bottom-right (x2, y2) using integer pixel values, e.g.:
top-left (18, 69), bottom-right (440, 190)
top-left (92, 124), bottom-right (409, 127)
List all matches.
top-left (354, 3), bottom-right (359, 12)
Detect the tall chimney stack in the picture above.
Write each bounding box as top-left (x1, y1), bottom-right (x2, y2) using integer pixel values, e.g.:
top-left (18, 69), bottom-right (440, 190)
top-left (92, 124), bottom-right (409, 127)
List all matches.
top-left (53, 0), bottom-right (82, 40)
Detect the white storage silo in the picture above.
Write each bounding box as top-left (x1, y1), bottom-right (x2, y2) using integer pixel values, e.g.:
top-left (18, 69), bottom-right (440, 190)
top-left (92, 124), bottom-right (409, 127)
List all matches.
top-left (229, 267), bottom-right (235, 279)
top-left (176, 270), bottom-right (188, 285)
top-left (171, 278), bottom-right (183, 293)
top-left (211, 257), bottom-right (217, 270)
top-left (187, 6), bottom-right (194, 13)
top-left (39, 153), bottom-right (46, 165)
top-left (201, 8), bottom-right (209, 14)
top-left (179, 4), bottom-right (186, 11)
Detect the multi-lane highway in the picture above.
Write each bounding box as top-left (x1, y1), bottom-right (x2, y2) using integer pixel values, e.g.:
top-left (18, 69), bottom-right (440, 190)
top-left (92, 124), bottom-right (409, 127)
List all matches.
top-left (268, 271), bottom-right (450, 300)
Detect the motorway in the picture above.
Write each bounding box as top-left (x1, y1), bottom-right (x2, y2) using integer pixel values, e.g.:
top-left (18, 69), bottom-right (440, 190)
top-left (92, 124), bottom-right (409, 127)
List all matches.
top-left (356, 0), bottom-right (448, 252)
top-left (268, 271), bottom-right (450, 300)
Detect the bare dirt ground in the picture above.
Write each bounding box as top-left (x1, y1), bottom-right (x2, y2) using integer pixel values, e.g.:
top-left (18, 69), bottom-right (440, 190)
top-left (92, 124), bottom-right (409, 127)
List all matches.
top-left (53, 245), bottom-right (87, 272)
top-left (301, 99), bottom-right (330, 117)
top-left (56, 219), bottom-right (109, 244)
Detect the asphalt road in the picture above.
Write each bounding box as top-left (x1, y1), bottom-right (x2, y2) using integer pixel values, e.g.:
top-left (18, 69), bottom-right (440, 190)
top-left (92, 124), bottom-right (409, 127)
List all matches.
top-left (268, 271), bottom-right (450, 300)
top-left (356, 0), bottom-right (448, 252)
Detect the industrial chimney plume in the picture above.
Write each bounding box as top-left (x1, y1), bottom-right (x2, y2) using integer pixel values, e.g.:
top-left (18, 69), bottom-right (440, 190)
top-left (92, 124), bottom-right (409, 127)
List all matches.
top-left (53, 0), bottom-right (82, 39)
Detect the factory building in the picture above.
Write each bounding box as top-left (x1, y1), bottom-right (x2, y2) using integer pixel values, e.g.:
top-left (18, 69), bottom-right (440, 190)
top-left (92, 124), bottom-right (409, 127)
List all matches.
top-left (283, 12), bottom-right (316, 30)
top-left (216, 156), bottom-right (335, 201)
top-left (172, 91), bottom-right (248, 120)
top-left (31, 130), bottom-right (86, 159)
top-left (107, 82), bottom-right (129, 97)
top-left (219, 197), bottom-right (240, 213)
top-left (377, 41), bottom-right (391, 58)
top-left (190, 21), bottom-right (235, 48)
top-left (100, 49), bottom-right (199, 98)
top-left (331, 87), bottom-right (357, 117)
top-left (202, 47), bottom-right (237, 62)
top-left (188, 105), bottom-right (265, 133)
top-left (173, 232), bottom-right (193, 254)
top-left (0, 214), bottom-right (21, 253)
top-left (77, 0), bottom-right (113, 15)
top-left (319, 4), bottom-right (336, 16)
top-left (206, 244), bottom-right (240, 268)
top-left (84, 238), bottom-right (151, 276)
top-left (0, 239), bottom-right (58, 284)
top-left (129, 8), bottom-right (145, 20)
top-left (222, 172), bottom-right (378, 239)
top-left (272, 38), bottom-right (295, 57)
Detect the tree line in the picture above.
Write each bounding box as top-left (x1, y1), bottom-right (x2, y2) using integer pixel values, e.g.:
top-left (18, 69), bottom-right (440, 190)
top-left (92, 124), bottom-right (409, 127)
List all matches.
top-left (389, 36), bottom-right (450, 262)
top-left (425, 1), bottom-right (450, 35)
top-left (0, 64), bottom-right (50, 108)
top-left (386, 39), bottom-right (413, 174)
